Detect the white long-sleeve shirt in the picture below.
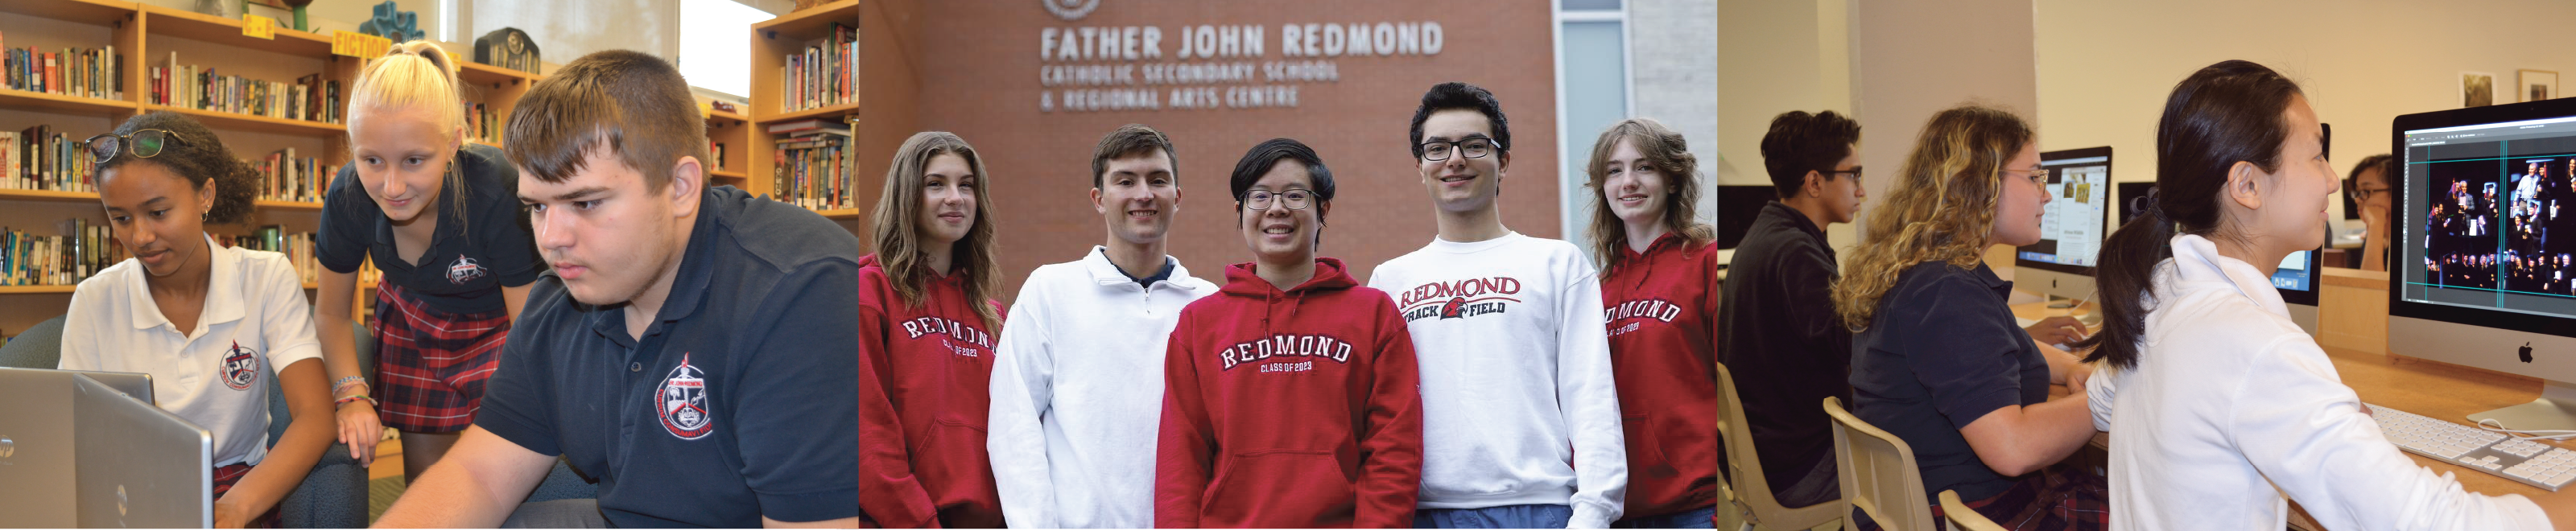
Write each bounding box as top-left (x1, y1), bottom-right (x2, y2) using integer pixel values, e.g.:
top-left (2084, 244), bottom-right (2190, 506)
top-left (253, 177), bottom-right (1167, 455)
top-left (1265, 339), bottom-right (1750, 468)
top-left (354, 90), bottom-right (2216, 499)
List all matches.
top-left (2097, 233), bottom-right (2549, 530)
top-left (985, 248), bottom-right (1214, 528)
top-left (1368, 233), bottom-right (1628, 528)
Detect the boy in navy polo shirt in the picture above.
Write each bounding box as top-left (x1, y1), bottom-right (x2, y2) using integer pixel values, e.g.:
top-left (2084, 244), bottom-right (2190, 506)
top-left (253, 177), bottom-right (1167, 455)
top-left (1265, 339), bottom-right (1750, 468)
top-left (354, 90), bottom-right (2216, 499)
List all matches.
top-left (374, 50), bottom-right (862, 528)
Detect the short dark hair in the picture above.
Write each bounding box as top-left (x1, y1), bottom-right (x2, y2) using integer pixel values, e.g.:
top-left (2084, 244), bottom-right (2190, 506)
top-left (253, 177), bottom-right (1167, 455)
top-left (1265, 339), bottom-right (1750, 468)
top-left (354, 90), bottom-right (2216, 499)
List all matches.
top-left (99, 111), bottom-right (258, 224)
top-left (2346, 153), bottom-right (2393, 191)
top-left (1408, 82), bottom-right (1511, 158)
top-left (504, 50), bottom-right (710, 190)
top-left (1228, 138), bottom-right (1336, 224)
top-left (1091, 124), bottom-right (1176, 188)
top-left (1760, 110), bottom-right (1862, 196)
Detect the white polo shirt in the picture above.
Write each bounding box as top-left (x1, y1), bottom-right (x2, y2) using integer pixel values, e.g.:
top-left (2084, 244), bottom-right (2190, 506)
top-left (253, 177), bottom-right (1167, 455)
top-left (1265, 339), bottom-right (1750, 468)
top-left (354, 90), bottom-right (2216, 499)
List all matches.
top-left (60, 235), bottom-right (324, 468)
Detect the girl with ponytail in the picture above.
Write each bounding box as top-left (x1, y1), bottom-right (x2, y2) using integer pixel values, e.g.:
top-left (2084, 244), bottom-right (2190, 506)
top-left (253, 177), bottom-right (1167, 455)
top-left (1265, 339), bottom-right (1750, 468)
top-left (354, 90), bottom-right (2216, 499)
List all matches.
top-left (2079, 60), bottom-right (2576, 530)
top-left (313, 40), bottom-right (543, 481)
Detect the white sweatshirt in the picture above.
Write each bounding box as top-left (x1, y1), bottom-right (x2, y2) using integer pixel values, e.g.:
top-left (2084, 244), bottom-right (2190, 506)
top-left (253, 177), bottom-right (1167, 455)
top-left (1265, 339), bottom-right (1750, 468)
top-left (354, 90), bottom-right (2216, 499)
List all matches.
top-left (985, 247), bottom-right (1216, 529)
top-left (1367, 233), bottom-right (1628, 528)
top-left (2096, 234), bottom-right (2550, 531)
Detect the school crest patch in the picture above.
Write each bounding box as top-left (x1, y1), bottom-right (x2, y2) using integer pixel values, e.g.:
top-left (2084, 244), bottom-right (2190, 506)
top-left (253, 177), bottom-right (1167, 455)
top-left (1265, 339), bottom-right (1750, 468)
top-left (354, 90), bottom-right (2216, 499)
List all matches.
top-left (446, 254), bottom-right (488, 285)
top-left (658, 353), bottom-right (715, 439)
top-left (219, 341), bottom-right (260, 391)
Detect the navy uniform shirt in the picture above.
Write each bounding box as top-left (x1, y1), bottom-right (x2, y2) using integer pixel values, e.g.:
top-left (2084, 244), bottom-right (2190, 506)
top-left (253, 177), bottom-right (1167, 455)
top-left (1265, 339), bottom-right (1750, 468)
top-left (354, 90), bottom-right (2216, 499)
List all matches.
top-left (476, 185), bottom-right (862, 527)
top-left (1715, 201), bottom-right (1852, 494)
top-left (1848, 261), bottom-right (2049, 502)
top-left (316, 143), bottom-right (542, 314)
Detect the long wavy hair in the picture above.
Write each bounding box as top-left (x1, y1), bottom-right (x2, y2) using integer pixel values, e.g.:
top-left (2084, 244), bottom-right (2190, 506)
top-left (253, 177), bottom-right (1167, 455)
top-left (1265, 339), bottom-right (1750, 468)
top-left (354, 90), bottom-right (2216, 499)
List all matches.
top-left (1584, 117), bottom-right (1711, 275)
top-left (1833, 104), bottom-right (2034, 331)
top-left (869, 132), bottom-right (1001, 330)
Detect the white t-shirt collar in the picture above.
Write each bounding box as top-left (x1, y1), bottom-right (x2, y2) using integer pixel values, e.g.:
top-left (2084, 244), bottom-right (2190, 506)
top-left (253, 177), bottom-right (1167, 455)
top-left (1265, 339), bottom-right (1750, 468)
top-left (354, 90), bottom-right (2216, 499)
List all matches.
top-left (2166, 233), bottom-right (2290, 319)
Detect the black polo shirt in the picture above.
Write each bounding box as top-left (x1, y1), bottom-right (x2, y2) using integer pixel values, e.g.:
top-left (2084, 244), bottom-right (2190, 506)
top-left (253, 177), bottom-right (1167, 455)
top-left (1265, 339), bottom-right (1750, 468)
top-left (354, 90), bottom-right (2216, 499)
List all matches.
top-left (476, 185), bottom-right (862, 527)
top-left (1848, 261), bottom-right (2049, 502)
top-left (1715, 201), bottom-right (1852, 494)
top-left (316, 143), bottom-right (541, 314)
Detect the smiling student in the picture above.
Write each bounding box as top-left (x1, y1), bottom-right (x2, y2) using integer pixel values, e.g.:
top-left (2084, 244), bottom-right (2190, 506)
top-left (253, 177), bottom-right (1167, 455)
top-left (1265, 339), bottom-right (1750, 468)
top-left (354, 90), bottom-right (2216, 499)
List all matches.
top-left (1583, 117), bottom-right (1724, 528)
top-left (2081, 60), bottom-right (2572, 531)
top-left (372, 50), bottom-right (861, 529)
top-left (987, 124), bottom-right (1218, 529)
top-left (61, 112), bottom-right (336, 529)
top-left (858, 131), bottom-right (1008, 529)
top-left (1367, 81), bottom-right (1627, 529)
top-left (1155, 138), bottom-right (1423, 529)
top-left (314, 40), bottom-right (543, 480)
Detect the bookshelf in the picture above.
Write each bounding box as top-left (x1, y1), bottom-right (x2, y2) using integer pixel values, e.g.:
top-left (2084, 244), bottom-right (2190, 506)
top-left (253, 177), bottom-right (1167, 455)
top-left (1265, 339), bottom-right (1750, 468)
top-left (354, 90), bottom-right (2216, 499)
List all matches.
top-left (0, 0), bottom-right (374, 336)
top-left (705, 106), bottom-right (751, 186)
top-left (749, 0), bottom-right (919, 226)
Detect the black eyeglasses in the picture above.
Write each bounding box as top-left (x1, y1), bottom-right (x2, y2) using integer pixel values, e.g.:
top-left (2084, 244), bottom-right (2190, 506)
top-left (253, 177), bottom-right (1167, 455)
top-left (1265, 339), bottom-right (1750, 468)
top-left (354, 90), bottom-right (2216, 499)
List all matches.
top-left (84, 130), bottom-right (179, 164)
top-left (1419, 138), bottom-right (1498, 162)
top-left (1830, 168), bottom-right (1864, 185)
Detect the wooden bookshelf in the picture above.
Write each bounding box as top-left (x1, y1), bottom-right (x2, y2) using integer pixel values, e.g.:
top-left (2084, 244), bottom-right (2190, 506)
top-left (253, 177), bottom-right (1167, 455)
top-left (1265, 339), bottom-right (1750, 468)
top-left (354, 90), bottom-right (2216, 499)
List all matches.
top-left (0, 188), bottom-right (103, 203)
top-left (138, 4), bottom-right (333, 56)
top-left (0, 285), bottom-right (79, 294)
top-left (0, 0), bottom-right (135, 26)
top-left (254, 200), bottom-right (323, 211)
top-left (749, 0), bottom-right (919, 220)
top-left (0, 88), bottom-right (139, 116)
top-left (150, 105), bottom-right (348, 135)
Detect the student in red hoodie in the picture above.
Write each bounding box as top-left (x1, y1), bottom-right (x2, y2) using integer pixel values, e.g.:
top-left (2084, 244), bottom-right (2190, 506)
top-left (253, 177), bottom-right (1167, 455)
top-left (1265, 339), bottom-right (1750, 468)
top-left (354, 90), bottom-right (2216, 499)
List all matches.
top-left (1155, 138), bottom-right (1426, 529)
top-left (860, 131), bottom-right (1007, 529)
top-left (1583, 118), bottom-right (1724, 528)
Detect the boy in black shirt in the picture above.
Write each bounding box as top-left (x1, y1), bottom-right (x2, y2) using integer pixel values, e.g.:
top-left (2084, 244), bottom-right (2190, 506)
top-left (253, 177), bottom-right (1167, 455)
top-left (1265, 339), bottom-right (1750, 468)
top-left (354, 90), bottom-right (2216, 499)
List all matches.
top-left (374, 50), bottom-right (861, 528)
top-left (1715, 110), bottom-right (1861, 508)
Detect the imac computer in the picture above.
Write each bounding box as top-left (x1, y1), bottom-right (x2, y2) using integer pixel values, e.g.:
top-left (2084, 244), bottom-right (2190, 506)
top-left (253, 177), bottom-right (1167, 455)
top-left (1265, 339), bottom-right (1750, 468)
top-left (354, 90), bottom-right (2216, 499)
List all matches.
top-left (2392, 97), bottom-right (2576, 429)
top-left (1715, 184), bottom-right (1781, 267)
top-left (2017, 146), bottom-right (2113, 300)
top-left (2113, 181), bottom-right (2323, 333)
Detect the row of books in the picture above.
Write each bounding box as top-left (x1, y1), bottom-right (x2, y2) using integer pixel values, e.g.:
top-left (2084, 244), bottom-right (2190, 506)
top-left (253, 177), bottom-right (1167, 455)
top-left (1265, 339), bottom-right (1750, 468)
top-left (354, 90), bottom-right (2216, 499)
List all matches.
top-left (151, 53), bottom-right (341, 124)
top-left (2, 40), bottom-right (123, 101)
top-left (772, 123), bottom-right (857, 211)
top-left (217, 227), bottom-right (322, 286)
top-left (465, 101), bottom-right (502, 145)
top-left (247, 148), bottom-right (338, 204)
top-left (781, 23), bottom-right (857, 113)
top-left (1, 220), bottom-right (121, 287)
top-left (1, 126), bottom-right (97, 193)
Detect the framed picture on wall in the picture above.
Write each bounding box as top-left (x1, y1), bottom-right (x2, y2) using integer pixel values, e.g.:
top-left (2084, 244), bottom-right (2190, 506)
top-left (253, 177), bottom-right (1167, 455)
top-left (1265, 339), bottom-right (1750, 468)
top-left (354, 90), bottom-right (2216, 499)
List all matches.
top-left (2466, 72), bottom-right (2499, 107)
top-left (2522, 70), bottom-right (2560, 102)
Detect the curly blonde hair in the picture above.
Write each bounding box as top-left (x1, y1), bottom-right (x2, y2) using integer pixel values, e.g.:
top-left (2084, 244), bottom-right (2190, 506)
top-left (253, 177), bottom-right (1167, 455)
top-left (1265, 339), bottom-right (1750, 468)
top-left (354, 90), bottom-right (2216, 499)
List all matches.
top-left (1833, 104), bottom-right (2033, 331)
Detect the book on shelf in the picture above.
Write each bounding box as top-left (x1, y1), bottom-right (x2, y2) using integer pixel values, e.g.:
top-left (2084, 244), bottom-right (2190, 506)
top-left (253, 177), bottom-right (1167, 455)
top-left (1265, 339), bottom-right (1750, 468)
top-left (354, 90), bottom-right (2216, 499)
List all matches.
top-left (247, 148), bottom-right (337, 204)
top-left (151, 51), bottom-right (340, 124)
top-left (1, 219), bottom-right (124, 287)
top-left (770, 127), bottom-right (856, 211)
top-left (464, 101), bottom-right (501, 145)
top-left (2, 125), bottom-right (99, 193)
top-left (2, 36), bottom-right (122, 101)
top-left (711, 142), bottom-right (725, 171)
top-left (781, 23), bottom-right (858, 113)
top-left (217, 227), bottom-right (324, 286)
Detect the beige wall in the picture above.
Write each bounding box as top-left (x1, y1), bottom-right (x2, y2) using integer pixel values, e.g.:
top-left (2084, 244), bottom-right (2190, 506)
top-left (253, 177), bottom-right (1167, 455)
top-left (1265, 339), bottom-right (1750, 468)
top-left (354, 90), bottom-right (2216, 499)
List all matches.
top-left (2034, 0), bottom-right (2576, 230)
top-left (1852, 0), bottom-right (2039, 278)
top-left (1715, 0), bottom-right (1856, 249)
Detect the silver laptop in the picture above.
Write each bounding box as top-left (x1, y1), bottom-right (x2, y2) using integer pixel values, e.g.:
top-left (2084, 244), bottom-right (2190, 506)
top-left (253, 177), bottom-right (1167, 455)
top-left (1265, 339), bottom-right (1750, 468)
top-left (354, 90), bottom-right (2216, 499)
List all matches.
top-left (0, 367), bottom-right (83, 527)
top-left (73, 373), bottom-right (210, 528)
top-left (0, 367), bottom-right (155, 405)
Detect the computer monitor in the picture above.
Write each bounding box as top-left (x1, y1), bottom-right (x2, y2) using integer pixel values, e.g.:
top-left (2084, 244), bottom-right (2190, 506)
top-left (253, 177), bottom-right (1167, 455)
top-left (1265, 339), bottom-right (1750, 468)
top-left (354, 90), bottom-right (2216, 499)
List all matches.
top-left (2016, 146), bottom-right (2113, 300)
top-left (2114, 180), bottom-right (2324, 333)
top-left (1715, 185), bottom-right (1779, 251)
top-left (2390, 97), bottom-right (2576, 429)
top-left (0, 367), bottom-right (155, 405)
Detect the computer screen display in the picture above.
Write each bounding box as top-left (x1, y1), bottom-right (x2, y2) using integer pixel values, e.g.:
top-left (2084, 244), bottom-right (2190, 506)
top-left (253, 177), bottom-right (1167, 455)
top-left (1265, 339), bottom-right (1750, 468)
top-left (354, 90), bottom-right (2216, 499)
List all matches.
top-left (1715, 185), bottom-right (1779, 250)
top-left (2273, 251), bottom-right (2314, 291)
top-left (2017, 147), bottom-right (2113, 272)
top-left (2400, 113), bottom-right (2576, 321)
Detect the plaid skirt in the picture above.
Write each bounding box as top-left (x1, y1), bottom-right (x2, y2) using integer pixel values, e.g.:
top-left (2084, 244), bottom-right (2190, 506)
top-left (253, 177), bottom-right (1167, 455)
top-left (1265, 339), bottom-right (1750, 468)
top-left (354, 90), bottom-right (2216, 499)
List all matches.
top-left (372, 283), bottom-right (510, 433)
top-left (1859, 463), bottom-right (2109, 531)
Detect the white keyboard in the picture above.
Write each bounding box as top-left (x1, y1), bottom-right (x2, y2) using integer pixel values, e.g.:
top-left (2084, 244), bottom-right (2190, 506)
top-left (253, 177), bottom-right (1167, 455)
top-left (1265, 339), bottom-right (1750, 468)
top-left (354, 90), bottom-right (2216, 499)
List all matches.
top-left (2368, 403), bottom-right (2576, 491)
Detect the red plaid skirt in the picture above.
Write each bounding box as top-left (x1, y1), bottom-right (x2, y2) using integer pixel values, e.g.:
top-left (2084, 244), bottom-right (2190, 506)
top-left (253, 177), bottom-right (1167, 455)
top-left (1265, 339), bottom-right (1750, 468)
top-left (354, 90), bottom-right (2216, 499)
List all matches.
top-left (213, 463), bottom-right (281, 528)
top-left (1860, 464), bottom-right (2108, 531)
top-left (372, 283), bottom-right (510, 433)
